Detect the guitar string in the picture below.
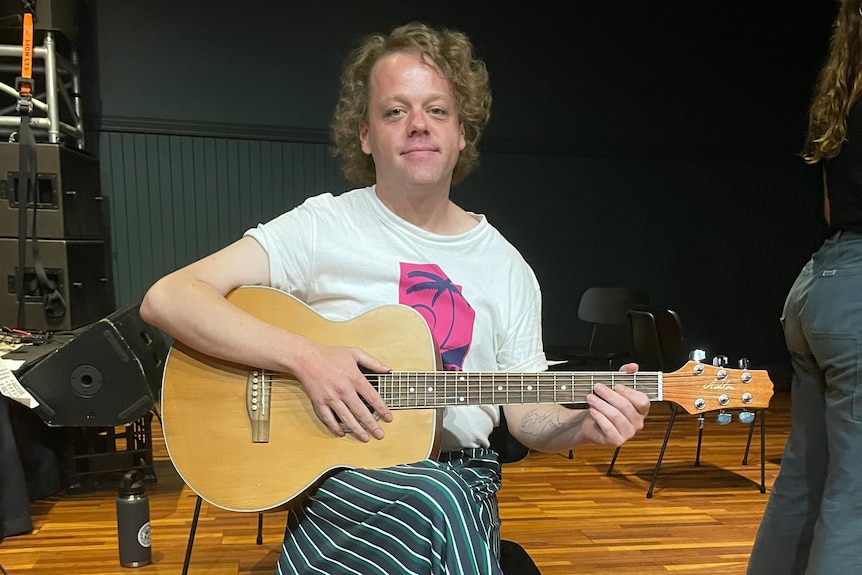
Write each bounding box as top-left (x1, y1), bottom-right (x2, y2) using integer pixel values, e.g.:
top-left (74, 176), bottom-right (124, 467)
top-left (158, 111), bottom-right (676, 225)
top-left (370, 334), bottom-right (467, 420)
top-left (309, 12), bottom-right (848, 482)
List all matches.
top-left (259, 372), bottom-right (664, 407)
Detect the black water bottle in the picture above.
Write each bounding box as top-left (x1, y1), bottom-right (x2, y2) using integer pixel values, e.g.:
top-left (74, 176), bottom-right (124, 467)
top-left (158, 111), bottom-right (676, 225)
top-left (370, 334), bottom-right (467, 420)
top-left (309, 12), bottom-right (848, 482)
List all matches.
top-left (116, 470), bottom-right (152, 567)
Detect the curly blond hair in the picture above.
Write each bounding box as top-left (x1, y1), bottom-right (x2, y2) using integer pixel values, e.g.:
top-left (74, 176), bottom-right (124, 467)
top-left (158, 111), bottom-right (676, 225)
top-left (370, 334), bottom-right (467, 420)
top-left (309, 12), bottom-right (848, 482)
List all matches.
top-left (331, 22), bottom-right (492, 185)
top-left (804, 0), bottom-right (862, 163)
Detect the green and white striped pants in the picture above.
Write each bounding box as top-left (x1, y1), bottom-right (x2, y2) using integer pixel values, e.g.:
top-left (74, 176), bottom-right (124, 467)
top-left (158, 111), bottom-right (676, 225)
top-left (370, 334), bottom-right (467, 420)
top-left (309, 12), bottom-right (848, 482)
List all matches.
top-left (276, 448), bottom-right (503, 575)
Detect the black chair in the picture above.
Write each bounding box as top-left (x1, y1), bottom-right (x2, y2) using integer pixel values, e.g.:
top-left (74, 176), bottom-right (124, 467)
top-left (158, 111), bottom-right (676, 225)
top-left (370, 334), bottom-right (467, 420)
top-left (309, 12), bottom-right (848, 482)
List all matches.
top-left (182, 412), bottom-right (541, 575)
top-left (546, 287), bottom-right (649, 370)
top-left (607, 307), bottom-right (766, 498)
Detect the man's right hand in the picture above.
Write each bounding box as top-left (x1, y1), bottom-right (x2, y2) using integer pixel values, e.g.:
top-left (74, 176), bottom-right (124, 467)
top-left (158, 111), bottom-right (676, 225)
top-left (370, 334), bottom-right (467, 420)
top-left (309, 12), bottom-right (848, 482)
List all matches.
top-left (292, 341), bottom-right (393, 442)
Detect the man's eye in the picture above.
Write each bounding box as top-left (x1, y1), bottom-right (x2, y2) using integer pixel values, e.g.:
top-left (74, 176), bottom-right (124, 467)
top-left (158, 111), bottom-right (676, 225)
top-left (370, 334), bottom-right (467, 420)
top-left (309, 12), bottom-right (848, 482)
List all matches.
top-left (429, 107), bottom-right (447, 116)
top-left (387, 109), bottom-right (404, 117)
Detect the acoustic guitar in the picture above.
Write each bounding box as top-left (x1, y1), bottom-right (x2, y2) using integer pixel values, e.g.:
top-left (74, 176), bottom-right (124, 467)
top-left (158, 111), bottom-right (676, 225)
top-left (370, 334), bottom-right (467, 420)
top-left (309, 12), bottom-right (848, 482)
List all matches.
top-left (160, 285), bottom-right (774, 512)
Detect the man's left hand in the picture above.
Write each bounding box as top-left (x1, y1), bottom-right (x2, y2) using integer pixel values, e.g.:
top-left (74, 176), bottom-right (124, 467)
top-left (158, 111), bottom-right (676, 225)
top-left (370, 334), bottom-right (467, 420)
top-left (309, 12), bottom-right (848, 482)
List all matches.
top-left (580, 362), bottom-right (651, 447)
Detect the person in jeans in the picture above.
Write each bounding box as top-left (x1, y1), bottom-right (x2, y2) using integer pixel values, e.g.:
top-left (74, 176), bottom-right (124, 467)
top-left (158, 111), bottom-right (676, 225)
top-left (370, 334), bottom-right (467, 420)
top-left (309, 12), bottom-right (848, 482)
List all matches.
top-left (748, 2), bottom-right (862, 573)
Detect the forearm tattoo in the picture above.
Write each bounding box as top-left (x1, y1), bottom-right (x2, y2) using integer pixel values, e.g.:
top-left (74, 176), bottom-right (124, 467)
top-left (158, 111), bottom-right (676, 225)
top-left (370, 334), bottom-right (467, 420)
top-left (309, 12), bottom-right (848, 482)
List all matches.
top-left (517, 405), bottom-right (584, 439)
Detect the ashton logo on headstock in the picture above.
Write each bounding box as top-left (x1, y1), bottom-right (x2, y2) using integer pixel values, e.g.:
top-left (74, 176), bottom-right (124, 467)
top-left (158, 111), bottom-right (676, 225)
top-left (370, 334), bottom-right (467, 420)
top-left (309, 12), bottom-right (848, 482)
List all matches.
top-left (703, 381), bottom-right (737, 390)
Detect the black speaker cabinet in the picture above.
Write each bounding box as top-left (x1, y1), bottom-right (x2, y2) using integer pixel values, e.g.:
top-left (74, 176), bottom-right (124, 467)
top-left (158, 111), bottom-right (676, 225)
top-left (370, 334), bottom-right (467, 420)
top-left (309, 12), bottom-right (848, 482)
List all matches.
top-left (0, 238), bottom-right (113, 331)
top-left (0, 142), bottom-right (104, 240)
top-left (0, 0), bottom-right (79, 43)
top-left (18, 304), bottom-right (169, 427)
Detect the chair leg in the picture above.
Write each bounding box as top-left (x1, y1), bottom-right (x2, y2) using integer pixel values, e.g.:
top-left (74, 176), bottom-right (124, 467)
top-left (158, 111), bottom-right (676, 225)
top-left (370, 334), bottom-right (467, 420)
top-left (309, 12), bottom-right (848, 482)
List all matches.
top-left (694, 414), bottom-right (705, 467)
top-left (182, 495), bottom-right (204, 575)
top-left (257, 513), bottom-right (264, 545)
top-left (646, 404), bottom-right (679, 498)
top-left (759, 410), bottom-right (766, 493)
top-left (739, 410), bottom-right (767, 493)
top-left (742, 412), bottom-right (756, 466)
top-left (607, 446), bottom-right (622, 476)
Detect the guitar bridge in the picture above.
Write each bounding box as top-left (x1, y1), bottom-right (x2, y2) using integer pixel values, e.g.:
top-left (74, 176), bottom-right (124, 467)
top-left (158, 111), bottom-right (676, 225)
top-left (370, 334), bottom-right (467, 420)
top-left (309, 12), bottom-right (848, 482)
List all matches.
top-left (246, 369), bottom-right (270, 443)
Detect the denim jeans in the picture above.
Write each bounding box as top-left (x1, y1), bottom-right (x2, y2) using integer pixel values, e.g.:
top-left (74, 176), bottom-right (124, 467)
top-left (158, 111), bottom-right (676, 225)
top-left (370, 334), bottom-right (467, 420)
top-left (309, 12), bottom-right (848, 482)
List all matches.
top-left (747, 231), bottom-right (862, 575)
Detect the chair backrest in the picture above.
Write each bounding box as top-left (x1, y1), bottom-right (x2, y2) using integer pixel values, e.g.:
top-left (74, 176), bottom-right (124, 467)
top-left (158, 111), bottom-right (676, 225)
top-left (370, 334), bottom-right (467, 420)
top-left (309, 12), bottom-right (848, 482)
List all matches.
top-left (627, 306), bottom-right (687, 372)
top-left (578, 287), bottom-right (649, 326)
top-left (627, 308), bottom-right (664, 371)
top-left (653, 308), bottom-right (687, 371)
top-left (578, 287), bottom-right (649, 353)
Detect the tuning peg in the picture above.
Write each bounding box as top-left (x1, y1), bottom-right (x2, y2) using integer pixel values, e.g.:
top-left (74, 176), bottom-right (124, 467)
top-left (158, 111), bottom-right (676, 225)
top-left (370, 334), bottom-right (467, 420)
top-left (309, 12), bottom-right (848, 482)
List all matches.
top-left (689, 349), bottom-right (707, 363)
top-left (716, 411), bottom-right (732, 425)
top-left (739, 411), bottom-right (755, 425)
top-left (712, 355), bottom-right (729, 367)
top-left (738, 357), bottom-right (751, 369)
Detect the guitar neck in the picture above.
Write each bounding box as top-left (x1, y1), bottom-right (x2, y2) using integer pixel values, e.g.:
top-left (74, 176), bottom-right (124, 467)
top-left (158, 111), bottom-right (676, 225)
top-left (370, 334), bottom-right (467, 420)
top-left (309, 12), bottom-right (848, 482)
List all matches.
top-left (369, 370), bottom-right (663, 409)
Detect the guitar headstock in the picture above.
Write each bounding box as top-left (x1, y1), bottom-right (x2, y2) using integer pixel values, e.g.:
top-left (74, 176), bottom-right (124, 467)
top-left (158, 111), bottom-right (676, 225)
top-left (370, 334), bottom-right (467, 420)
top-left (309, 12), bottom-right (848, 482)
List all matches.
top-left (661, 360), bottom-right (774, 415)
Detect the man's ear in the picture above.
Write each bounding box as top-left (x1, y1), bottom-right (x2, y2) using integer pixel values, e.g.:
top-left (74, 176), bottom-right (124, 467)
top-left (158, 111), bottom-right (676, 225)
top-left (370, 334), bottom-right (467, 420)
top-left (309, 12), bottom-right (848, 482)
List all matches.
top-left (359, 122), bottom-right (372, 155)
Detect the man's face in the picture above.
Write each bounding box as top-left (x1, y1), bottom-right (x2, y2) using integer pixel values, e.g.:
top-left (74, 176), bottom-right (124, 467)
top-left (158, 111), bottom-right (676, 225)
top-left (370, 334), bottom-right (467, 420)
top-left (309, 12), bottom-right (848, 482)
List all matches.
top-left (359, 51), bottom-right (466, 191)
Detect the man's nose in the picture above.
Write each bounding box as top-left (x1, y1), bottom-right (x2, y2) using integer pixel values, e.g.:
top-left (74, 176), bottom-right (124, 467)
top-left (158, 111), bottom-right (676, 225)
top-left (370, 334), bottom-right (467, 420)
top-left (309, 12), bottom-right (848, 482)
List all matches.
top-left (408, 111), bottom-right (428, 134)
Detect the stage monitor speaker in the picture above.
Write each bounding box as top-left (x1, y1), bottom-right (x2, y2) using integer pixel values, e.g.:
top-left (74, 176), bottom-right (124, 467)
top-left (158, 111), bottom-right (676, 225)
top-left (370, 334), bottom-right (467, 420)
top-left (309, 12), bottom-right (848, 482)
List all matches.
top-left (18, 304), bottom-right (169, 427)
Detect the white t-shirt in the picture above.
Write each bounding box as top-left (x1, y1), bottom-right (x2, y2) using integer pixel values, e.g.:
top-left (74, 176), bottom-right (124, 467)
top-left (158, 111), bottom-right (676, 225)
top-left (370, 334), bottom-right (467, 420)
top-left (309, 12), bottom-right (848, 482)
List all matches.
top-left (245, 186), bottom-right (547, 450)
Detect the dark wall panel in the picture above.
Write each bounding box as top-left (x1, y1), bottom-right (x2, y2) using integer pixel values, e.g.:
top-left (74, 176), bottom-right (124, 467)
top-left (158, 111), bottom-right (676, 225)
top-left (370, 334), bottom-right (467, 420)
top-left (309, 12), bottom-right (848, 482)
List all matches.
top-left (99, 132), bottom-right (347, 304)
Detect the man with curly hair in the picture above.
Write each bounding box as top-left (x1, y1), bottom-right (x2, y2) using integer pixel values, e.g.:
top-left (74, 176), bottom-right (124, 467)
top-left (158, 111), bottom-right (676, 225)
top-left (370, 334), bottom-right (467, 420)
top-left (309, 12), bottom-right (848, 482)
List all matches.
top-left (141, 22), bottom-right (650, 574)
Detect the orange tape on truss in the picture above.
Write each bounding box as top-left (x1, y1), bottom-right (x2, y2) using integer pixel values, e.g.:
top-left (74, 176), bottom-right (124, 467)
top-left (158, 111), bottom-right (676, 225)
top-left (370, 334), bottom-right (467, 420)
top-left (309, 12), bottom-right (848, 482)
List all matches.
top-left (20, 12), bottom-right (34, 95)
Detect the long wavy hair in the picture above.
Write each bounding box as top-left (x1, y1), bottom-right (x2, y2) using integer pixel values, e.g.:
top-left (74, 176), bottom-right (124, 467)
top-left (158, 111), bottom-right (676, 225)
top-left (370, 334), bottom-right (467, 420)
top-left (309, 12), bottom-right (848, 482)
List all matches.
top-left (331, 22), bottom-right (492, 186)
top-left (803, 0), bottom-right (862, 163)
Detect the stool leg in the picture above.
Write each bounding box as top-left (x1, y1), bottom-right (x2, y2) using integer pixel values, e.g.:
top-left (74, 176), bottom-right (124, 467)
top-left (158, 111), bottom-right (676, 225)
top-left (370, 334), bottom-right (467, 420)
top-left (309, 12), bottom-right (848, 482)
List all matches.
top-left (647, 404), bottom-right (679, 498)
top-left (182, 495), bottom-right (203, 575)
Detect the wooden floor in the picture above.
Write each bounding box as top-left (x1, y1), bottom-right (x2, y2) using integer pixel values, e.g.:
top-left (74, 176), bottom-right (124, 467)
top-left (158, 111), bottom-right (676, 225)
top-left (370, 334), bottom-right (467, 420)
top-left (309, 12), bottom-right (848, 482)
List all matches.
top-left (0, 391), bottom-right (791, 574)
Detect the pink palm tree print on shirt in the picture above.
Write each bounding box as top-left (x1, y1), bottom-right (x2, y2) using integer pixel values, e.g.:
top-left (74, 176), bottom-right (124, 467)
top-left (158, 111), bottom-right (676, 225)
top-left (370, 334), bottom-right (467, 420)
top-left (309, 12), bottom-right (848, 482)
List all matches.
top-left (399, 263), bottom-right (475, 371)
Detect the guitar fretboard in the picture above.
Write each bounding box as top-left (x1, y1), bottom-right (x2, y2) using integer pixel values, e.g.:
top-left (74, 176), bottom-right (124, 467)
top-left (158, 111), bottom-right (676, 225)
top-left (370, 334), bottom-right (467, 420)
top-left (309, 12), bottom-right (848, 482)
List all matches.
top-left (368, 371), bottom-right (663, 409)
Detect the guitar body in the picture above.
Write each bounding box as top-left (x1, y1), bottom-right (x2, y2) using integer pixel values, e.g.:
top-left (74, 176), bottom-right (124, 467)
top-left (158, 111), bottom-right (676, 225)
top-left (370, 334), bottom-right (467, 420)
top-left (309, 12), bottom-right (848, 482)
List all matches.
top-left (161, 286), bottom-right (442, 513)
